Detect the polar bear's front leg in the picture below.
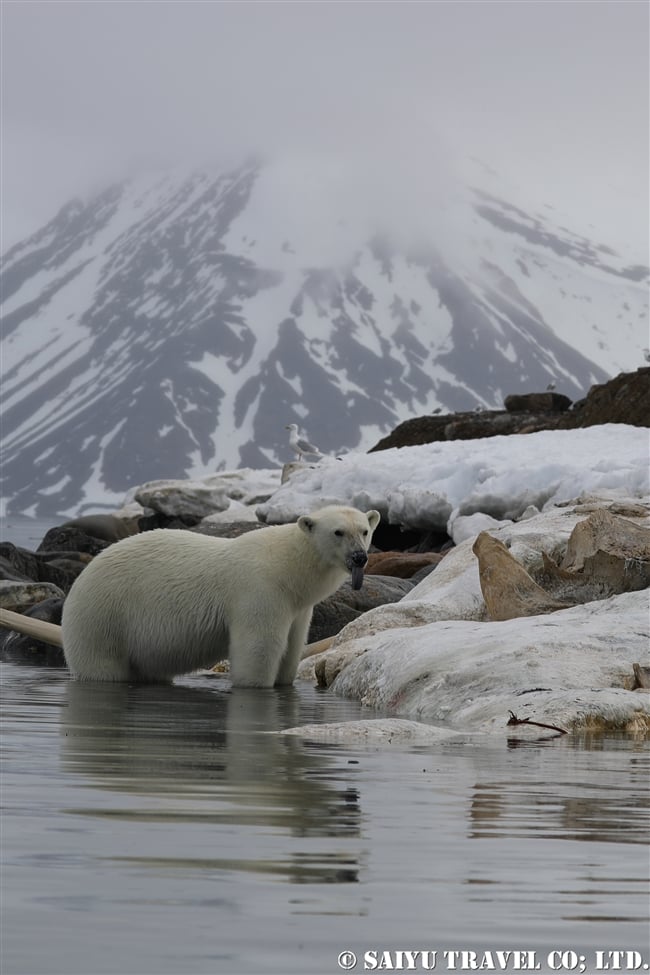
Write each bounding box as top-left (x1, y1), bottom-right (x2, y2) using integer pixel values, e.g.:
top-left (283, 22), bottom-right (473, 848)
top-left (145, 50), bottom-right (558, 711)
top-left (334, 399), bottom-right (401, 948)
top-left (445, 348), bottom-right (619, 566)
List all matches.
top-left (229, 619), bottom-right (292, 688)
top-left (274, 609), bottom-right (312, 686)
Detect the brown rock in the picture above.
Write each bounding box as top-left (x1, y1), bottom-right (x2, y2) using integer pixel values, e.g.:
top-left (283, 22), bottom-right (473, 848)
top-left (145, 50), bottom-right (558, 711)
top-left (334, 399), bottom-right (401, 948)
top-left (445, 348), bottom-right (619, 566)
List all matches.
top-left (558, 366), bottom-right (650, 429)
top-left (366, 551), bottom-right (444, 578)
top-left (472, 532), bottom-right (570, 621)
top-left (560, 508), bottom-right (650, 592)
top-left (368, 368), bottom-right (649, 453)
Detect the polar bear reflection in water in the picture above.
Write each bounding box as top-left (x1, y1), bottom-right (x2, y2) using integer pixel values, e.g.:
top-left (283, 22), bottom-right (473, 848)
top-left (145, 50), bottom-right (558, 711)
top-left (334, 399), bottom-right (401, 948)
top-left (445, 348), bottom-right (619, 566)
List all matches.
top-left (62, 506), bottom-right (380, 688)
top-left (62, 679), bottom-right (363, 885)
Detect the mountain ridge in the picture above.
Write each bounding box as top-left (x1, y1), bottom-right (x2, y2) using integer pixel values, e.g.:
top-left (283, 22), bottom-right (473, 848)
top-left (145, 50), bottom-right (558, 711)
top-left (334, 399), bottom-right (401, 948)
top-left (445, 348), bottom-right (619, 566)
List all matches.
top-left (1, 159), bottom-right (647, 517)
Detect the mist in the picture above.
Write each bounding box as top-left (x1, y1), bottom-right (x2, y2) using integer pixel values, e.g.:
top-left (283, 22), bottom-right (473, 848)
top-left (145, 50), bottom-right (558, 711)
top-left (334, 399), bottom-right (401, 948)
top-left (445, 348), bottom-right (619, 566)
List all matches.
top-left (2, 1), bottom-right (648, 258)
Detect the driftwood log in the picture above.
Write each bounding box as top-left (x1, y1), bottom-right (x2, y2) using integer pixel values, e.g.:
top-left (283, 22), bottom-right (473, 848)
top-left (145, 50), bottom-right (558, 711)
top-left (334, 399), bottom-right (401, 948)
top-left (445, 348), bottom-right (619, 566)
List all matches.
top-left (0, 607), bottom-right (63, 648)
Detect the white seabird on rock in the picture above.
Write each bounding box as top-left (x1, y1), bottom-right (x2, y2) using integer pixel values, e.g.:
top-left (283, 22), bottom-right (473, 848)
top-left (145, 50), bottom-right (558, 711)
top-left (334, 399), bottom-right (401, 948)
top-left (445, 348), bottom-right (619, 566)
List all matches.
top-left (285, 424), bottom-right (323, 461)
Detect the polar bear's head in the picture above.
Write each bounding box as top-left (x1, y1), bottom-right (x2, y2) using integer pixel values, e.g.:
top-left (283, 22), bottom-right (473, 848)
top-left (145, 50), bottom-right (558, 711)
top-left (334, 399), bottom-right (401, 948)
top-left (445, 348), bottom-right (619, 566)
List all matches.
top-left (298, 505), bottom-right (381, 590)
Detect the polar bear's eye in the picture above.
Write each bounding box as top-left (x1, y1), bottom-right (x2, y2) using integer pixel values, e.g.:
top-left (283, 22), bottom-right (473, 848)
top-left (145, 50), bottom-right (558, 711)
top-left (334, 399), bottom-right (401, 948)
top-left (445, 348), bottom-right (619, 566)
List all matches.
top-left (362, 530), bottom-right (368, 536)
top-left (334, 529), bottom-right (344, 537)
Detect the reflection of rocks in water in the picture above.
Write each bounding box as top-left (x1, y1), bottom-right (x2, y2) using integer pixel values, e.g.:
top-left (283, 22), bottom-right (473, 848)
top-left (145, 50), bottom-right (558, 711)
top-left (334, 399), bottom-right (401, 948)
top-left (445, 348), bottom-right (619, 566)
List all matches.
top-left (61, 680), bottom-right (361, 883)
top-left (467, 743), bottom-right (648, 846)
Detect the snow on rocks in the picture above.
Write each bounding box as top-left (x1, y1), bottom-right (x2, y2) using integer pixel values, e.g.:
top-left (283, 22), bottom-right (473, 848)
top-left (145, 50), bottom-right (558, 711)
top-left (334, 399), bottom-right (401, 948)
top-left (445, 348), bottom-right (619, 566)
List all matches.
top-left (126, 468), bottom-right (282, 521)
top-left (257, 424), bottom-right (649, 530)
top-left (320, 590), bottom-right (649, 736)
top-left (298, 493), bottom-right (650, 736)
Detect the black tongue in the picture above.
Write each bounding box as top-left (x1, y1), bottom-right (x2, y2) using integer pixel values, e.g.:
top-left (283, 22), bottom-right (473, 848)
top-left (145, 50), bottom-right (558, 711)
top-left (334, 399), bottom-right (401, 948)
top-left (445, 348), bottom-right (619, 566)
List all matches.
top-left (351, 565), bottom-right (365, 590)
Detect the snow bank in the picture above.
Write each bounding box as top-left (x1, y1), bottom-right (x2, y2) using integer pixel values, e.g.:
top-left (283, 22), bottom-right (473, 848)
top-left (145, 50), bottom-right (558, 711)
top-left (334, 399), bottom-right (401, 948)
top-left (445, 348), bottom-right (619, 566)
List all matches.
top-left (257, 425), bottom-right (649, 529)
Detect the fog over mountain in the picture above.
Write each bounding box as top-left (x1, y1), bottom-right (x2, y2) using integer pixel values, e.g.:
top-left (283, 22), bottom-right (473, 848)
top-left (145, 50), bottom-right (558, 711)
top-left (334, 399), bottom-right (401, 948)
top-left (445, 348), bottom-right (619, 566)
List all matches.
top-left (1, 156), bottom-right (647, 517)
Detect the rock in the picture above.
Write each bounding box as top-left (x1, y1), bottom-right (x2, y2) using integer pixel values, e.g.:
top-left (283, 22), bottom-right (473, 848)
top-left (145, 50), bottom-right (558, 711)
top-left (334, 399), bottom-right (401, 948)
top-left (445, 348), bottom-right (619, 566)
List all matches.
top-left (368, 409), bottom-right (564, 451)
top-left (365, 551), bottom-right (444, 578)
top-left (198, 501), bottom-right (262, 526)
top-left (632, 664), bottom-right (650, 690)
top-left (504, 392), bottom-right (572, 413)
top-left (472, 532), bottom-right (571, 621)
top-left (37, 526), bottom-right (111, 555)
top-left (313, 644), bottom-right (369, 688)
top-left (0, 581), bottom-right (65, 612)
top-left (0, 598), bottom-right (65, 663)
top-left (43, 514), bottom-right (137, 546)
top-left (558, 366), bottom-right (650, 429)
top-left (278, 718), bottom-right (461, 743)
top-left (134, 478), bottom-right (231, 519)
top-left (408, 563), bottom-right (442, 585)
top-left (308, 576), bottom-right (414, 643)
top-left (367, 369), bottom-right (649, 453)
top-left (190, 520), bottom-right (264, 539)
top-left (0, 556), bottom-right (32, 583)
top-left (0, 543), bottom-right (89, 593)
top-left (533, 551), bottom-right (608, 606)
top-left (560, 508), bottom-right (650, 592)
top-left (131, 469), bottom-right (282, 521)
top-left (297, 492), bottom-right (650, 735)
top-left (329, 589), bottom-right (650, 735)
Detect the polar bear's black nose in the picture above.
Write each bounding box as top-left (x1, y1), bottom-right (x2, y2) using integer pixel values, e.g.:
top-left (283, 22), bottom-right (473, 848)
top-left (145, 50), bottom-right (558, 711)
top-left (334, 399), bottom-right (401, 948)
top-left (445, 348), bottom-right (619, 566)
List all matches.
top-left (350, 550), bottom-right (368, 567)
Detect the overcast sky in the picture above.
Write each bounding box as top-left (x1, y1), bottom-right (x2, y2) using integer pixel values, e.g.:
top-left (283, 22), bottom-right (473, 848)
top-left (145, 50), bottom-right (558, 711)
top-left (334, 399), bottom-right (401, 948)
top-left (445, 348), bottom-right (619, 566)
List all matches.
top-left (1, 0), bottom-right (648, 259)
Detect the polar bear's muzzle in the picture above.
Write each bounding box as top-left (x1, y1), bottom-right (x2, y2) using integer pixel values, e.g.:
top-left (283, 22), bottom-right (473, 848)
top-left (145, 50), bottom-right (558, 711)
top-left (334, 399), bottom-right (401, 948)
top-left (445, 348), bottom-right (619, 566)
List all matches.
top-left (347, 550), bottom-right (368, 590)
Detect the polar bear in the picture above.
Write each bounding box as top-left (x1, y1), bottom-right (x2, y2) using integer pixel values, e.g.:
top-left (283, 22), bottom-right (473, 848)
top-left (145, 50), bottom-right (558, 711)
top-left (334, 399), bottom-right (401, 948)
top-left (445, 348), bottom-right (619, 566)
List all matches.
top-left (61, 505), bottom-right (380, 687)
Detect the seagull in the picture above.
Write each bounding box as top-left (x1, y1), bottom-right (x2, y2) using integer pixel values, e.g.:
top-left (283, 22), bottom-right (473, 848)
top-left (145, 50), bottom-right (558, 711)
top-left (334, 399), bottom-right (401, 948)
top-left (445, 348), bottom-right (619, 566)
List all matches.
top-left (285, 424), bottom-right (323, 461)
top-left (546, 382), bottom-right (557, 391)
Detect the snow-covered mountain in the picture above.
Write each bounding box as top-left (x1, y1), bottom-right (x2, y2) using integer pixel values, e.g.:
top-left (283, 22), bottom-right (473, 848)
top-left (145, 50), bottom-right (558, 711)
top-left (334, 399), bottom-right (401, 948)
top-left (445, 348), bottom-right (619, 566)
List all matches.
top-left (1, 158), bottom-right (648, 517)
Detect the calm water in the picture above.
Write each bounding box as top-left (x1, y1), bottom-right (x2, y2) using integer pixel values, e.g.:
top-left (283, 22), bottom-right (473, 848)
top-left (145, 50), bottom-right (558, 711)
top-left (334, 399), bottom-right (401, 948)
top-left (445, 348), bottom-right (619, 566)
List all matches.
top-left (1, 661), bottom-right (648, 975)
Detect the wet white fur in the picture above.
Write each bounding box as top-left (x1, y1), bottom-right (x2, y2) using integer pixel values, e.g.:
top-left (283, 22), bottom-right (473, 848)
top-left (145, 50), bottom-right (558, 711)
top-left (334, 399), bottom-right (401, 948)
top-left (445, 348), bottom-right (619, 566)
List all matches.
top-left (62, 505), bottom-right (380, 687)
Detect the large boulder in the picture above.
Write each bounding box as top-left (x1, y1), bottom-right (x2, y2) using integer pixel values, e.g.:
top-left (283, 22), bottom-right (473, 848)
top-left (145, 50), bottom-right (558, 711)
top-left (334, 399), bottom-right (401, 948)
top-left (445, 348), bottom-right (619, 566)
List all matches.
top-left (559, 367), bottom-right (650, 429)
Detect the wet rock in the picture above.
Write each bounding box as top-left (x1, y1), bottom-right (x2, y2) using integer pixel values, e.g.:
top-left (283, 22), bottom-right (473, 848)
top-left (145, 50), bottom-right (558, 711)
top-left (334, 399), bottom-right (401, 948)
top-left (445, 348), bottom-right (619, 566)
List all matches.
top-left (472, 532), bottom-right (571, 620)
top-left (279, 718), bottom-right (461, 743)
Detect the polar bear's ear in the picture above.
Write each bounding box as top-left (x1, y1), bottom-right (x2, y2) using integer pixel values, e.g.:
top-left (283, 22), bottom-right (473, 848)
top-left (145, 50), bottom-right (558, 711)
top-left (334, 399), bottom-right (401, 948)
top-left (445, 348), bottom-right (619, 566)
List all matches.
top-left (298, 515), bottom-right (316, 535)
top-left (366, 510), bottom-right (381, 531)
